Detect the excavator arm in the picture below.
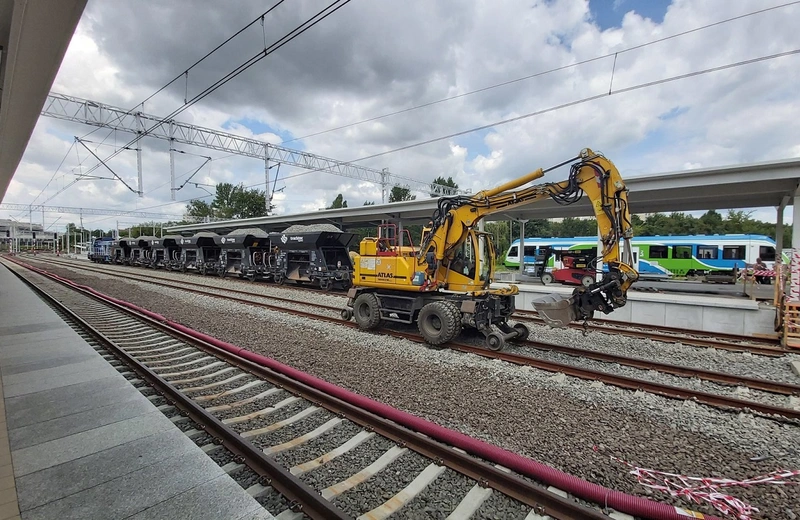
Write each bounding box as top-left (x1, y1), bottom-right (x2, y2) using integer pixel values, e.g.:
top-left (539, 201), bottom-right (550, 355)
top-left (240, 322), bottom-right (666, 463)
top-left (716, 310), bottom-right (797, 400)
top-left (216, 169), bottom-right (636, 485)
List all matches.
top-left (416, 148), bottom-right (638, 326)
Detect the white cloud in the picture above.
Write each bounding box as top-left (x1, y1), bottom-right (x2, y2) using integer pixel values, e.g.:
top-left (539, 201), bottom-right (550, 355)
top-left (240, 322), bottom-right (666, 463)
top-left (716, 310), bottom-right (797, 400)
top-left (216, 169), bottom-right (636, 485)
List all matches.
top-left (4, 0), bottom-right (799, 232)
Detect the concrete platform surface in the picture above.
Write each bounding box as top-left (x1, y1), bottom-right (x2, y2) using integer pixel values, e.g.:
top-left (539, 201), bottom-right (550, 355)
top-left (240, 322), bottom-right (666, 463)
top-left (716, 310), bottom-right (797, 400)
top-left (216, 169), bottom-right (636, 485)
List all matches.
top-left (0, 262), bottom-right (274, 520)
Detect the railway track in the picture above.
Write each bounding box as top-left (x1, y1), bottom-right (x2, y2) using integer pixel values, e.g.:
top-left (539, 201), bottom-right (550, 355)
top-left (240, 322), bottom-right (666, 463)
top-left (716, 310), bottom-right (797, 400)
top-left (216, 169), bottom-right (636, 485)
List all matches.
top-left (13, 255), bottom-right (800, 422)
top-left (31, 255), bottom-right (786, 357)
top-left (4, 259), bottom-right (614, 520)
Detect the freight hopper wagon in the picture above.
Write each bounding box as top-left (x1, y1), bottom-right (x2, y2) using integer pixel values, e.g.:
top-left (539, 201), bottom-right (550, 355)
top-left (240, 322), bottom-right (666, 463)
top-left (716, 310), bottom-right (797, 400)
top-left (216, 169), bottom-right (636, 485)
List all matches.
top-left (177, 232), bottom-right (221, 274)
top-left (131, 237), bottom-right (157, 267)
top-left (268, 230), bottom-right (355, 289)
top-left (111, 238), bottom-right (136, 265)
top-left (148, 235), bottom-right (183, 269)
top-left (215, 229), bottom-right (272, 280)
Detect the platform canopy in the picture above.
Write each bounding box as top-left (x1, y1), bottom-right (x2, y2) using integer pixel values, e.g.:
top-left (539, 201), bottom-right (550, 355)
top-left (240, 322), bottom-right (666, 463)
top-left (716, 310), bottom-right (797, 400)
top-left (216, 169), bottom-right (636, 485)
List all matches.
top-left (167, 157), bottom-right (800, 234)
top-left (0, 0), bottom-right (87, 201)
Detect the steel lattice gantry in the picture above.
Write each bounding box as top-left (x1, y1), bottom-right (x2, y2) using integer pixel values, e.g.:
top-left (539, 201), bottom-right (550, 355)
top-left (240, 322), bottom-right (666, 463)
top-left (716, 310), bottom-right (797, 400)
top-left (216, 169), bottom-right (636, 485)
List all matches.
top-left (0, 202), bottom-right (203, 220)
top-left (41, 92), bottom-right (463, 202)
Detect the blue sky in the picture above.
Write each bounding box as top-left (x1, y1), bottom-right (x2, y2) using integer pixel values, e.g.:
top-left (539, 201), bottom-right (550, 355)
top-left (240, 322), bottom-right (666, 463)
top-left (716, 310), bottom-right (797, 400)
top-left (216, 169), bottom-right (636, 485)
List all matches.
top-left (589, 0), bottom-right (671, 29)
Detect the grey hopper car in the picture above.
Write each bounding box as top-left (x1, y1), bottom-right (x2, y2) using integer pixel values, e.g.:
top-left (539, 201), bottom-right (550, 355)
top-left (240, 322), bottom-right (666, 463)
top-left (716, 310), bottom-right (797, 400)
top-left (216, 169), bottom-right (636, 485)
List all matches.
top-left (177, 232), bottom-right (220, 274)
top-left (267, 231), bottom-right (354, 289)
top-left (215, 230), bottom-right (272, 280)
top-left (149, 235), bottom-right (183, 269)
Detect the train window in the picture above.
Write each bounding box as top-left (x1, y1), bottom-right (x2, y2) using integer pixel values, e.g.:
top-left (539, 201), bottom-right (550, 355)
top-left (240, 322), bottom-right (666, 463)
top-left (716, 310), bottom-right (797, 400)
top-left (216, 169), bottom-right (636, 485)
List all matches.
top-left (649, 245), bottom-right (668, 259)
top-left (673, 246), bottom-right (692, 259)
top-left (759, 246), bottom-right (776, 261)
top-left (723, 245), bottom-right (746, 260)
top-left (508, 246), bottom-right (518, 257)
top-left (697, 246), bottom-right (718, 259)
top-left (523, 246), bottom-right (536, 257)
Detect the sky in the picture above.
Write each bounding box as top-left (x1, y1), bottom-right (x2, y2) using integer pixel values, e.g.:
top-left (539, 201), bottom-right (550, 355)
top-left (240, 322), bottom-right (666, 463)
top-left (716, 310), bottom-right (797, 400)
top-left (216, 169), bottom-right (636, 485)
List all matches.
top-left (2, 0), bottom-right (799, 233)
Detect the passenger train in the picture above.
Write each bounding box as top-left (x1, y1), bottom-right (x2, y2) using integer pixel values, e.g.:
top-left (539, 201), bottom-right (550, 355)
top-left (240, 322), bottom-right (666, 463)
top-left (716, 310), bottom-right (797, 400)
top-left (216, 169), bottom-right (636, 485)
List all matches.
top-left (503, 234), bottom-right (782, 277)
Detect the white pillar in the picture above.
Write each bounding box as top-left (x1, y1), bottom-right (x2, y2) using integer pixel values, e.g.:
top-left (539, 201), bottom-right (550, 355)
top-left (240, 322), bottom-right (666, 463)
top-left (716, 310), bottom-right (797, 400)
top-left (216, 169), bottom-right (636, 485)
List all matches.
top-left (790, 190), bottom-right (800, 301)
top-left (596, 230), bottom-right (604, 282)
top-left (519, 221), bottom-right (525, 275)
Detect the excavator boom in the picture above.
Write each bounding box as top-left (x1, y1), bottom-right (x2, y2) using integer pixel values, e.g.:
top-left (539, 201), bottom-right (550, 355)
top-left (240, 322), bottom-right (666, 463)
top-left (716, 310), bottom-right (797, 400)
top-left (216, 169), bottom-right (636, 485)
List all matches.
top-left (345, 148), bottom-right (638, 350)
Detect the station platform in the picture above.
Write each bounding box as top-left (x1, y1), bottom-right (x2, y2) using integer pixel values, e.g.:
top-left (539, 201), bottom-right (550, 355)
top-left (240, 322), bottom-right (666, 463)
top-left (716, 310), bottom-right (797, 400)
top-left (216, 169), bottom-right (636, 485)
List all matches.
top-left (497, 281), bottom-right (778, 337)
top-left (0, 264), bottom-right (272, 520)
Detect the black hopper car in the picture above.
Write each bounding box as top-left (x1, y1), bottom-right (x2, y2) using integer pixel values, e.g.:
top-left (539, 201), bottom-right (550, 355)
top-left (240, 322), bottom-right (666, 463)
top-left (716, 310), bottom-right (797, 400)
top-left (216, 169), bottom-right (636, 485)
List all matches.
top-left (268, 230), bottom-right (354, 289)
top-left (105, 228), bottom-right (355, 290)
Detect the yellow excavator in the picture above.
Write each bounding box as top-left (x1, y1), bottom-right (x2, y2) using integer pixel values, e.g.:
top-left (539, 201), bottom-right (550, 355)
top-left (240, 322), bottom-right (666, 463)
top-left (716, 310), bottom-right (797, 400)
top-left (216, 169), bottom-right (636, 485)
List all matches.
top-left (341, 149), bottom-right (638, 350)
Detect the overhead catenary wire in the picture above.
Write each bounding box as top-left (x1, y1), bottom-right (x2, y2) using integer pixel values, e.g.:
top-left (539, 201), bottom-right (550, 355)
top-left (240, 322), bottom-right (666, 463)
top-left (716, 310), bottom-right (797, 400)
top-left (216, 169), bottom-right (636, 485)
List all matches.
top-left (264, 47), bottom-right (800, 186)
top-left (22, 0), bottom-right (290, 209)
top-left (74, 0), bottom-right (353, 182)
top-left (280, 0), bottom-right (800, 145)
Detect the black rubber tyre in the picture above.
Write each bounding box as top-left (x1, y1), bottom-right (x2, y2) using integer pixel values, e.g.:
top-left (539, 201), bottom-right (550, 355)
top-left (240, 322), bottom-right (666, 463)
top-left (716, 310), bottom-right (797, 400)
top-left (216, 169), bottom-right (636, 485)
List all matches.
top-left (581, 275), bottom-right (595, 287)
top-left (486, 331), bottom-right (505, 351)
top-left (340, 308), bottom-right (353, 321)
top-left (541, 272), bottom-right (554, 285)
top-left (418, 301), bottom-right (462, 345)
top-left (353, 293), bottom-right (382, 330)
top-left (512, 323), bottom-right (530, 342)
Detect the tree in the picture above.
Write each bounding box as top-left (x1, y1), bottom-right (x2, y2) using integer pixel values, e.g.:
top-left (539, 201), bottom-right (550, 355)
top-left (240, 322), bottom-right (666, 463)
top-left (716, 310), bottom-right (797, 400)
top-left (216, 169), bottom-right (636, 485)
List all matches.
top-left (430, 176), bottom-right (459, 197)
top-left (389, 185), bottom-right (416, 203)
top-left (328, 194), bottom-right (348, 209)
top-left (184, 183), bottom-right (267, 220)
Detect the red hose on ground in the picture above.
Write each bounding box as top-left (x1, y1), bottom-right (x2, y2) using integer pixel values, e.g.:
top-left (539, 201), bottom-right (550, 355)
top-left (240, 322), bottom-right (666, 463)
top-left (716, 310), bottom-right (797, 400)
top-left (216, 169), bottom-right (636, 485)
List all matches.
top-left (9, 258), bottom-right (717, 520)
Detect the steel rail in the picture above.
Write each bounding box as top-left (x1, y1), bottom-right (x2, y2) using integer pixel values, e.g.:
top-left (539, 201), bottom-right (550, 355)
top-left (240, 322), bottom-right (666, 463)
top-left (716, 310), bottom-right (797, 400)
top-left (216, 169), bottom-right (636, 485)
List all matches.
top-left (7, 260), bottom-right (607, 520)
top-left (9, 268), bottom-right (351, 520)
top-left (520, 339), bottom-right (800, 396)
top-left (33, 256), bottom-right (787, 357)
top-left (515, 309), bottom-right (784, 354)
top-left (13, 256), bottom-right (800, 420)
top-left (447, 343), bottom-right (800, 421)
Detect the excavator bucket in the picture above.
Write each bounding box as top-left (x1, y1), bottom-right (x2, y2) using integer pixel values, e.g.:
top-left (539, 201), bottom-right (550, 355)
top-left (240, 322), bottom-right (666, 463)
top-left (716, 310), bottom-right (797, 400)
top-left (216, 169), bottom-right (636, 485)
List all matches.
top-left (532, 294), bottom-right (577, 328)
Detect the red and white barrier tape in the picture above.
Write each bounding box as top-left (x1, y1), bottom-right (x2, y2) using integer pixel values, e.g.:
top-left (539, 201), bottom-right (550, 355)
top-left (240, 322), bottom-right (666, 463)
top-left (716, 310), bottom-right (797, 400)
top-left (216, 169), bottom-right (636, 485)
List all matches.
top-left (611, 457), bottom-right (800, 520)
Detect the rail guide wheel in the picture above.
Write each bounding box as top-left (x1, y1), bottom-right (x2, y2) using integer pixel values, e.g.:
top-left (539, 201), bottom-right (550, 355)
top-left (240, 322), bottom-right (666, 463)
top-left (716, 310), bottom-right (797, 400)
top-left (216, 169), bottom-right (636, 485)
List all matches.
top-left (512, 322), bottom-right (530, 342)
top-left (541, 272), bottom-right (554, 285)
top-left (485, 331), bottom-right (505, 351)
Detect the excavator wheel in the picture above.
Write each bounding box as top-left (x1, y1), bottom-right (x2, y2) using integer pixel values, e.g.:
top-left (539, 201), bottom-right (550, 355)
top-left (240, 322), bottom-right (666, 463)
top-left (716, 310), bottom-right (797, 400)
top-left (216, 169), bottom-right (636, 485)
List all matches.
top-left (353, 293), bottom-right (382, 330)
top-left (512, 323), bottom-right (530, 342)
top-left (418, 301), bottom-right (462, 345)
top-left (485, 332), bottom-right (505, 351)
top-left (581, 275), bottom-right (595, 287)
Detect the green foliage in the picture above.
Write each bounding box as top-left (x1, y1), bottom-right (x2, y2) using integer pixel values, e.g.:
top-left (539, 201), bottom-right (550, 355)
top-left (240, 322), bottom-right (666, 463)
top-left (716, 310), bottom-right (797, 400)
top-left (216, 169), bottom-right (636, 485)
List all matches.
top-left (430, 176), bottom-right (459, 197)
top-left (184, 183), bottom-right (267, 220)
top-left (632, 210), bottom-right (790, 246)
top-left (389, 185), bottom-right (416, 203)
top-left (328, 194), bottom-right (348, 209)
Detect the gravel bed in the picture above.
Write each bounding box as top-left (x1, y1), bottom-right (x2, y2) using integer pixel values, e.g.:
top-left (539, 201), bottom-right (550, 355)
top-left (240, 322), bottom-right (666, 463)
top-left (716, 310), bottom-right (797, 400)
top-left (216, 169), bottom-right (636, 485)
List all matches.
top-left (506, 343), bottom-right (797, 410)
top-left (137, 387), bottom-right (157, 397)
top-left (173, 418), bottom-right (200, 432)
top-left (231, 468), bottom-right (302, 518)
top-left (29, 261), bottom-right (800, 518)
top-left (474, 491), bottom-right (531, 519)
top-left (213, 389), bottom-right (291, 421)
top-left (200, 381), bottom-right (274, 407)
top-left (206, 446), bottom-right (237, 467)
top-left (332, 450), bottom-right (431, 517)
top-left (190, 432), bottom-right (215, 447)
top-left (151, 359), bottom-right (220, 374)
top-left (522, 320), bottom-right (800, 384)
top-left (301, 433), bottom-right (397, 490)
top-left (272, 420), bottom-right (363, 469)
top-left (227, 400), bottom-right (310, 434)
top-left (250, 408), bottom-right (338, 451)
top-left (396, 467), bottom-right (477, 519)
